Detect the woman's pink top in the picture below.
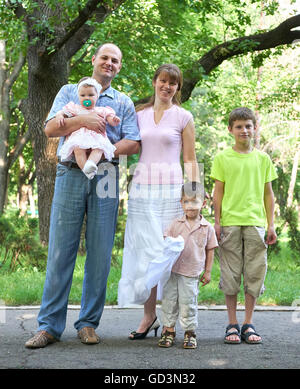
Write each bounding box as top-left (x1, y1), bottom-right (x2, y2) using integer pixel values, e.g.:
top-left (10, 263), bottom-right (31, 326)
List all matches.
top-left (132, 105), bottom-right (193, 185)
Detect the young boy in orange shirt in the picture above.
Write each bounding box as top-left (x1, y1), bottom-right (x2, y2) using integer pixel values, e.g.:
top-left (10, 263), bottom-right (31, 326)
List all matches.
top-left (158, 182), bottom-right (218, 349)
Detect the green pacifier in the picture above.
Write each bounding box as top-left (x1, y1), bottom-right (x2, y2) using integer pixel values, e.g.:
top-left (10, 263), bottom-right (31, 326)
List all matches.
top-left (83, 99), bottom-right (92, 107)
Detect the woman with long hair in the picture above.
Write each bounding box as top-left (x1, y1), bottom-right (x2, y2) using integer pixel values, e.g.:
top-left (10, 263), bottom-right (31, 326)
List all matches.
top-left (118, 64), bottom-right (199, 340)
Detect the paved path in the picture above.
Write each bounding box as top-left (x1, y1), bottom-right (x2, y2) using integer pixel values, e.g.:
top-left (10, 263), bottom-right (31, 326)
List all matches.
top-left (0, 305), bottom-right (300, 375)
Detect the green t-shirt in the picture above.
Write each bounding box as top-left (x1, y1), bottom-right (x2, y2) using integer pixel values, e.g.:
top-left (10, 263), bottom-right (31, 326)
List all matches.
top-left (210, 147), bottom-right (278, 227)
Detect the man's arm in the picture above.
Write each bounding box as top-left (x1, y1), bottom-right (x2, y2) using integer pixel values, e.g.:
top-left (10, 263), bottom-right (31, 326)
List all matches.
top-left (213, 179), bottom-right (224, 241)
top-left (45, 113), bottom-right (106, 138)
top-left (264, 181), bottom-right (277, 245)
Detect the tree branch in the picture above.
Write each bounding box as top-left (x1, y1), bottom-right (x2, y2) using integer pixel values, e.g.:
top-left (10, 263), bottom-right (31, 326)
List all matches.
top-left (48, 0), bottom-right (126, 58)
top-left (8, 125), bottom-right (32, 170)
top-left (6, 50), bottom-right (26, 92)
top-left (69, 45), bottom-right (93, 70)
top-left (181, 14), bottom-right (300, 102)
top-left (64, 24), bottom-right (95, 61)
top-left (7, 0), bottom-right (27, 20)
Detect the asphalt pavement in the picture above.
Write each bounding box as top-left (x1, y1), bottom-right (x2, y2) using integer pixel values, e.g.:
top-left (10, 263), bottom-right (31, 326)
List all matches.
top-left (1, 304), bottom-right (300, 377)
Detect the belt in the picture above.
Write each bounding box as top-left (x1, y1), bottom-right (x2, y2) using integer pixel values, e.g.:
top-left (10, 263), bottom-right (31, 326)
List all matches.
top-left (59, 161), bottom-right (80, 169)
top-left (59, 160), bottom-right (119, 169)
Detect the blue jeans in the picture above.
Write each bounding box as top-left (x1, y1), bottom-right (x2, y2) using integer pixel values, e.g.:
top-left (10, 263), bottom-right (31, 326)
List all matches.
top-left (37, 163), bottom-right (119, 339)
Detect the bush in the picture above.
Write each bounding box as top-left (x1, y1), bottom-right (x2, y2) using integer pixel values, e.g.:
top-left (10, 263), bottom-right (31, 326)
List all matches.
top-left (284, 206), bottom-right (300, 264)
top-left (0, 212), bottom-right (47, 271)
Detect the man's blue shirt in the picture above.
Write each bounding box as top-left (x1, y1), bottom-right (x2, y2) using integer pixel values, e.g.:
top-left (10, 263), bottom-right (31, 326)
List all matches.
top-left (46, 83), bottom-right (140, 161)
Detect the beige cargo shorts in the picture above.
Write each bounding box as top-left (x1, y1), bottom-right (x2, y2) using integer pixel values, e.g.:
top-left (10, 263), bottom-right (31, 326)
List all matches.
top-left (218, 226), bottom-right (268, 298)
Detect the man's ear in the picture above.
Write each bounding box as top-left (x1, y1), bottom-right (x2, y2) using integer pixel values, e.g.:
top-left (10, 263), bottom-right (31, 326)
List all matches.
top-left (116, 61), bottom-right (122, 75)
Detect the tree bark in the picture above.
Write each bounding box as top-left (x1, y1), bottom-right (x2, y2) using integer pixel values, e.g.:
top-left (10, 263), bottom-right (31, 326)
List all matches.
top-left (0, 40), bottom-right (9, 213)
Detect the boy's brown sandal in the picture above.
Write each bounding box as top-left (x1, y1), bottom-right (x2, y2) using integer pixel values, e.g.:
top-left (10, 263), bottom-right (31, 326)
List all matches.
top-left (78, 327), bottom-right (100, 344)
top-left (25, 330), bottom-right (58, 349)
top-left (183, 331), bottom-right (197, 349)
top-left (158, 330), bottom-right (176, 348)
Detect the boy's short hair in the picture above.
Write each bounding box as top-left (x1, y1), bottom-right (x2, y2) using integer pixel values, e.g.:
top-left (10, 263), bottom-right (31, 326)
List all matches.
top-left (228, 107), bottom-right (257, 128)
top-left (181, 182), bottom-right (204, 201)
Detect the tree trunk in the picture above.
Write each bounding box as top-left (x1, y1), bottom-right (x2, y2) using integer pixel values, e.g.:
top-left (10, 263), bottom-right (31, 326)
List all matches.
top-left (25, 50), bottom-right (67, 243)
top-left (0, 40), bottom-right (10, 214)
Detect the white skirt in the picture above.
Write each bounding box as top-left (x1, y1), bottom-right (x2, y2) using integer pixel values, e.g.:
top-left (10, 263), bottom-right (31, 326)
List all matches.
top-left (118, 183), bottom-right (184, 307)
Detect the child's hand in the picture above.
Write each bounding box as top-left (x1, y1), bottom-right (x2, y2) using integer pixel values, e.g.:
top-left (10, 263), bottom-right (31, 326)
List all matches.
top-left (112, 115), bottom-right (121, 126)
top-left (200, 270), bottom-right (211, 286)
top-left (214, 223), bottom-right (221, 242)
top-left (265, 226), bottom-right (277, 245)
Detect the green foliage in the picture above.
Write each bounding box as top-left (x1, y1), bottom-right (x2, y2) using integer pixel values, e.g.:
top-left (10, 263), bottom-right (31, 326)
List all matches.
top-left (284, 206), bottom-right (300, 262)
top-left (1, 235), bottom-right (299, 305)
top-left (0, 212), bottom-right (47, 271)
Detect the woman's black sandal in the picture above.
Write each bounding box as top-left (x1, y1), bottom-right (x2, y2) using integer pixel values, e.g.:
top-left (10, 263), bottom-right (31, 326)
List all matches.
top-left (224, 324), bottom-right (241, 344)
top-left (241, 324), bottom-right (262, 344)
top-left (129, 317), bottom-right (160, 340)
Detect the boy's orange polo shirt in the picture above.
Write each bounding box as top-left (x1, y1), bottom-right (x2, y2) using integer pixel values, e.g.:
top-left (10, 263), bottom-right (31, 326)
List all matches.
top-left (164, 215), bottom-right (218, 278)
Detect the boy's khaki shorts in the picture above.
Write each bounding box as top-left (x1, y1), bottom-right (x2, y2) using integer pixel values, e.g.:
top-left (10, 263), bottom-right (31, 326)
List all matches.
top-left (218, 226), bottom-right (268, 298)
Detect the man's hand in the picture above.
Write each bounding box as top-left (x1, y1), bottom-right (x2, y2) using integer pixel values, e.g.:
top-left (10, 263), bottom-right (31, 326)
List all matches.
top-left (46, 112), bottom-right (106, 138)
top-left (83, 113), bottom-right (107, 134)
top-left (56, 113), bottom-right (66, 128)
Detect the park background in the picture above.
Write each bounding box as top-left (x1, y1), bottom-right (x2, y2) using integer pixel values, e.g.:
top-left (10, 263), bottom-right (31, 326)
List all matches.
top-left (0, 0), bottom-right (299, 307)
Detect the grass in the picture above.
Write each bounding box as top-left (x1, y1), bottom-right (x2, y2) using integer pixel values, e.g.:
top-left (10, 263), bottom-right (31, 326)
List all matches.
top-left (0, 238), bottom-right (299, 306)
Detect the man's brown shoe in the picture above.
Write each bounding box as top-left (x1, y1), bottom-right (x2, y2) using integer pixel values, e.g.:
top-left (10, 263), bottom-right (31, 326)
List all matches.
top-left (78, 327), bottom-right (100, 344)
top-left (25, 330), bottom-right (57, 349)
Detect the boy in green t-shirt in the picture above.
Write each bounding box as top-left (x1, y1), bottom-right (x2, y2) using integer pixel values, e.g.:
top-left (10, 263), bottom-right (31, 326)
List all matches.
top-left (211, 107), bottom-right (277, 344)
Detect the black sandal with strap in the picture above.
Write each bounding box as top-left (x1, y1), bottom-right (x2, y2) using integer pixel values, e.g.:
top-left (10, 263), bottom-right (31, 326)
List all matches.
top-left (241, 324), bottom-right (262, 344)
top-left (224, 323), bottom-right (241, 344)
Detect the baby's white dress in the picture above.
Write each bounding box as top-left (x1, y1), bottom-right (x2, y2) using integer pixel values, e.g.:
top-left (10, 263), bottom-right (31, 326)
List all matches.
top-left (59, 102), bottom-right (116, 162)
